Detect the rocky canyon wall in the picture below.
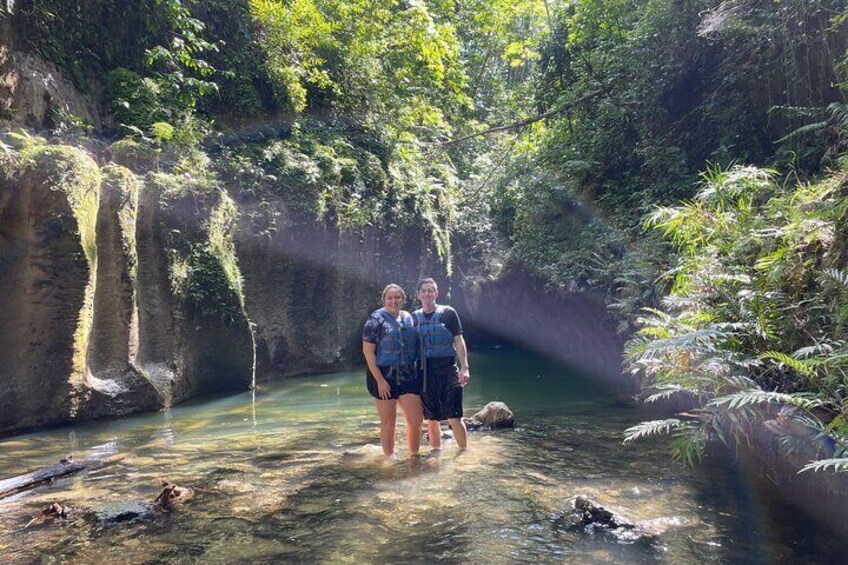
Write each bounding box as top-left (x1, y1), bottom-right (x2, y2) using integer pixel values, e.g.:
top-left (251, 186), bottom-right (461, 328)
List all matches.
top-left (0, 143), bottom-right (256, 436)
top-left (0, 136), bottom-right (447, 437)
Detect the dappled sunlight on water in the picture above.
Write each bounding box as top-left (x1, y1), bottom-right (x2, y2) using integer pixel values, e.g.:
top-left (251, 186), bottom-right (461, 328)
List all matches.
top-left (0, 349), bottom-right (845, 563)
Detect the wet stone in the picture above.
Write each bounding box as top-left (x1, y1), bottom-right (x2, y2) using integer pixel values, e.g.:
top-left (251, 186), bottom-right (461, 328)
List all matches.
top-left (554, 496), bottom-right (674, 545)
top-left (464, 401), bottom-right (515, 431)
top-left (90, 500), bottom-right (155, 526)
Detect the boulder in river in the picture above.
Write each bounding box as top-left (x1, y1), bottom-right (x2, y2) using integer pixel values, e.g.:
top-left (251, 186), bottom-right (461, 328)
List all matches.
top-left (463, 401), bottom-right (515, 430)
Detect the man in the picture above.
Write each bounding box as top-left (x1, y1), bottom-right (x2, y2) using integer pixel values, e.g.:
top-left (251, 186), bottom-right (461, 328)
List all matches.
top-left (414, 277), bottom-right (470, 451)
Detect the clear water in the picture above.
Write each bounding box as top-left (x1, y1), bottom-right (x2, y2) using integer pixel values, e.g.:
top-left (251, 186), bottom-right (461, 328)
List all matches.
top-left (0, 348), bottom-right (843, 564)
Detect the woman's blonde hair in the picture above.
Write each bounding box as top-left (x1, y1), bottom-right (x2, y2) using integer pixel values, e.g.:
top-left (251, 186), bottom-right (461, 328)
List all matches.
top-left (381, 283), bottom-right (407, 304)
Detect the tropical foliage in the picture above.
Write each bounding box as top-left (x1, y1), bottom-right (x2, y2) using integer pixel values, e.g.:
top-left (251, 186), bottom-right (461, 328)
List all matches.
top-left (624, 164), bottom-right (848, 471)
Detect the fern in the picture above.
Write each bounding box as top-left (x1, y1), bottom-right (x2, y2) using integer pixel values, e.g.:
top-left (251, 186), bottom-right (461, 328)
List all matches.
top-left (793, 343), bottom-right (835, 358)
top-left (625, 162), bottom-right (848, 472)
top-left (623, 419), bottom-right (683, 444)
top-left (820, 268), bottom-right (848, 287)
top-left (709, 390), bottom-right (821, 410)
top-left (644, 385), bottom-right (686, 403)
top-left (672, 426), bottom-right (706, 467)
top-left (721, 374), bottom-right (759, 390)
top-left (798, 458), bottom-right (848, 474)
top-left (827, 102), bottom-right (848, 130)
top-left (759, 351), bottom-right (817, 378)
top-left (776, 121), bottom-right (827, 144)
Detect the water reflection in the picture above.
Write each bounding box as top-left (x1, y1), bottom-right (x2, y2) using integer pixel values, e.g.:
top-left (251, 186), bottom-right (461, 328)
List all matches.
top-left (0, 349), bottom-right (844, 563)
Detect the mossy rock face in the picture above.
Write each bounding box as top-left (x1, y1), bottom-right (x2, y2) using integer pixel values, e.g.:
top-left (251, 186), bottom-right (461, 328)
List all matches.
top-left (108, 138), bottom-right (159, 170)
top-left (140, 171), bottom-right (253, 401)
top-left (0, 146), bottom-right (95, 434)
top-left (0, 120), bottom-right (453, 431)
top-left (0, 140), bottom-right (256, 433)
top-left (82, 162), bottom-right (162, 420)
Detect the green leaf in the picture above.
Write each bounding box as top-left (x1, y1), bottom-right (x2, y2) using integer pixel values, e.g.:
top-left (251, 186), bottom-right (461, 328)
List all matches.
top-left (623, 419), bottom-right (682, 444)
top-left (759, 351), bottom-right (817, 378)
top-left (151, 121), bottom-right (175, 142)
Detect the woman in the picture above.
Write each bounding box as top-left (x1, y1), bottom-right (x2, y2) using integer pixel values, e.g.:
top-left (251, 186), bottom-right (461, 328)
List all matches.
top-left (362, 284), bottom-right (424, 456)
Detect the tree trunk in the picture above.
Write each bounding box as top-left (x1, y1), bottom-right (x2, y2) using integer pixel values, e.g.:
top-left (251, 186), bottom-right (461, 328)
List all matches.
top-left (0, 454), bottom-right (125, 499)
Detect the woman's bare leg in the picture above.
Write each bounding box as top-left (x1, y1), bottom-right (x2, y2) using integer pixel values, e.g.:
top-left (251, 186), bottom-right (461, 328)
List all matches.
top-left (374, 399), bottom-right (397, 455)
top-left (398, 394), bottom-right (424, 455)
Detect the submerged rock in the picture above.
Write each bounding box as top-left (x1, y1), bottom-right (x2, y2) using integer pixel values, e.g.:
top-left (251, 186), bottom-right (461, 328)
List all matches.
top-left (90, 501), bottom-right (155, 526)
top-left (463, 401), bottom-right (515, 430)
top-left (558, 496), bottom-right (680, 544)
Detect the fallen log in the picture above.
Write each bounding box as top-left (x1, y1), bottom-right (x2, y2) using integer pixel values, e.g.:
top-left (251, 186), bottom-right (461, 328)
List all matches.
top-left (0, 454), bottom-right (125, 499)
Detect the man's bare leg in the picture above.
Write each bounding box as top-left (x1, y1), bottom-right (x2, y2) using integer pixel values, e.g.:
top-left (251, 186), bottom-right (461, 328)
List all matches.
top-left (448, 417), bottom-right (467, 451)
top-left (427, 420), bottom-right (442, 450)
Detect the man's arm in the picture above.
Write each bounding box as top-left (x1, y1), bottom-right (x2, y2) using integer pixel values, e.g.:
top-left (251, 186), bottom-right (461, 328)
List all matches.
top-left (454, 334), bottom-right (470, 387)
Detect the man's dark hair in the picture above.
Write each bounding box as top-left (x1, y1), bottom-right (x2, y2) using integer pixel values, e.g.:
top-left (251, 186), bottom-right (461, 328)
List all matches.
top-left (417, 277), bottom-right (438, 291)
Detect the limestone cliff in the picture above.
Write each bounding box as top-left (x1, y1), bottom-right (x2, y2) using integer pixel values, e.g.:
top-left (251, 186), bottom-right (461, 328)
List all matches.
top-left (0, 139), bottom-right (256, 436)
top-left (0, 131), bottom-right (447, 436)
top-left (0, 20), bottom-right (101, 131)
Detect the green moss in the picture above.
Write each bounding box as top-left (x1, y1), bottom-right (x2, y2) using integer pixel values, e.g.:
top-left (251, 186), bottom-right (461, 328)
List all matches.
top-left (208, 190), bottom-right (245, 306)
top-left (102, 165), bottom-right (141, 282)
top-left (146, 170), bottom-right (244, 327)
top-left (207, 189), bottom-right (255, 384)
top-left (109, 138), bottom-right (159, 167)
top-left (19, 142), bottom-right (102, 410)
top-left (23, 144), bottom-right (101, 271)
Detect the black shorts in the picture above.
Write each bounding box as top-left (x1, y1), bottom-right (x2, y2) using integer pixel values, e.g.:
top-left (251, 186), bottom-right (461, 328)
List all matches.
top-left (366, 365), bottom-right (422, 400)
top-left (422, 367), bottom-right (463, 420)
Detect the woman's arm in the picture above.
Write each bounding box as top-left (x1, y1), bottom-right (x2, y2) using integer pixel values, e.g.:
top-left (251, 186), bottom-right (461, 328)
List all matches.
top-left (363, 341), bottom-right (392, 400)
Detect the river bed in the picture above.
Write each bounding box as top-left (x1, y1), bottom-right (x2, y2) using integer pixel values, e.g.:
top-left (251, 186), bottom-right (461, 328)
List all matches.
top-left (0, 349), bottom-right (843, 563)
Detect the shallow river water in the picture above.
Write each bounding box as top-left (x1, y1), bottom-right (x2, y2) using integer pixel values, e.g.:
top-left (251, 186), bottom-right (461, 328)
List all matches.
top-left (0, 349), bottom-right (844, 564)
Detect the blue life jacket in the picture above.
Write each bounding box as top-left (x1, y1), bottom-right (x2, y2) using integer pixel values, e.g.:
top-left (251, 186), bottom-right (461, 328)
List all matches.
top-left (414, 306), bottom-right (455, 359)
top-left (375, 309), bottom-right (419, 367)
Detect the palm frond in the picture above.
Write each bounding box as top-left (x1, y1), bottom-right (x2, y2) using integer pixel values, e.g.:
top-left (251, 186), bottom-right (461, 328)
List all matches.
top-left (623, 419), bottom-right (683, 444)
